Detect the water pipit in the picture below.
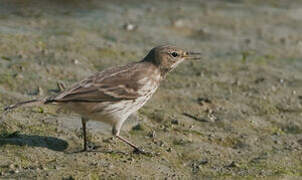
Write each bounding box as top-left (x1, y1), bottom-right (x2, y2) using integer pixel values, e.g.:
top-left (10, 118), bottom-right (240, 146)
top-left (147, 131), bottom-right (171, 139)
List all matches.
top-left (4, 45), bottom-right (201, 153)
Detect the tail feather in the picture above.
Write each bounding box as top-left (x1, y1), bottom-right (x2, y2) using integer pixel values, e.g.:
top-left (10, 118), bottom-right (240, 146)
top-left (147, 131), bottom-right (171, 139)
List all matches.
top-left (4, 99), bottom-right (46, 111)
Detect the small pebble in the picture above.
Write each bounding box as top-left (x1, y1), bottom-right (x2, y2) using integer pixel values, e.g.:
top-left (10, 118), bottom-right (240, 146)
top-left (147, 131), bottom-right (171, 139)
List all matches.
top-left (172, 19), bottom-right (184, 27)
top-left (73, 59), bottom-right (79, 64)
top-left (123, 23), bottom-right (136, 31)
top-left (148, 130), bottom-right (156, 138)
top-left (9, 164), bottom-right (15, 169)
top-left (227, 161), bottom-right (239, 168)
top-left (171, 119), bottom-right (179, 125)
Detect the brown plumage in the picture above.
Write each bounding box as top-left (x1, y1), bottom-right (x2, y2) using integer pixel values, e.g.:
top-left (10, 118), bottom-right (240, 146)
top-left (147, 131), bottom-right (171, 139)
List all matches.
top-left (4, 45), bottom-right (201, 153)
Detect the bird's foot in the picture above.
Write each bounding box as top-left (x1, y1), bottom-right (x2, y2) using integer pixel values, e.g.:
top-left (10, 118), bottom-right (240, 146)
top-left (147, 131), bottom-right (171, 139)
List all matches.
top-left (133, 147), bottom-right (145, 154)
top-left (79, 142), bottom-right (101, 152)
top-left (132, 147), bottom-right (154, 156)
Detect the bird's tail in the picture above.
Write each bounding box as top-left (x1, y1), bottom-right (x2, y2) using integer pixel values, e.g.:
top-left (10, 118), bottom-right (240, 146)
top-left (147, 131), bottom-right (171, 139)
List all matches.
top-left (4, 99), bottom-right (51, 112)
top-left (3, 82), bottom-right (65, 112)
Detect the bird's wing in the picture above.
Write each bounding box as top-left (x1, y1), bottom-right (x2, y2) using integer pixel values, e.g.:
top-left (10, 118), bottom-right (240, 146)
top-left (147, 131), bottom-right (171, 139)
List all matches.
top-left (51, 63), bottom-right (145, 103)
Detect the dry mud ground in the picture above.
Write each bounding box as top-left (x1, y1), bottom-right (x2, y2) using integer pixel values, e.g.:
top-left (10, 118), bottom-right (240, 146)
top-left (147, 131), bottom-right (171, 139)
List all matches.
top-left (0, 0), bottom-right (302, 179)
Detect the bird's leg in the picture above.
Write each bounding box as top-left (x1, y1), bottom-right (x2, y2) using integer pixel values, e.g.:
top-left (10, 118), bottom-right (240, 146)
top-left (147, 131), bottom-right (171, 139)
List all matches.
top-left (113, 123), bottom-right (145, 154)
top-left (81, 117), bottom-right (88, 152)
top-left (115, 135), bottom-right (144, 153)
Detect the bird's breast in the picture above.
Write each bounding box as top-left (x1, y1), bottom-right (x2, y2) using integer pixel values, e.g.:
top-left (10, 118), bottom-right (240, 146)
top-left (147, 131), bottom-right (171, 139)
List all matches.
top-left (91, 79), bottom-right (158, 124)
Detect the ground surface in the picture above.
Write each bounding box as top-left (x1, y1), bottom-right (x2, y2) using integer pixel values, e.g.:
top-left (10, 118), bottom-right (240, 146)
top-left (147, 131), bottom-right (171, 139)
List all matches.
top-left (0, 0), bottom-right (302, 179)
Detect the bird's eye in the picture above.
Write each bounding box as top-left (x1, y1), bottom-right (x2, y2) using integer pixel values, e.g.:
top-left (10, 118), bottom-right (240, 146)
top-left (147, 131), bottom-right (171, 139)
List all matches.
top-left (171, 52), bottom-right (178, 57)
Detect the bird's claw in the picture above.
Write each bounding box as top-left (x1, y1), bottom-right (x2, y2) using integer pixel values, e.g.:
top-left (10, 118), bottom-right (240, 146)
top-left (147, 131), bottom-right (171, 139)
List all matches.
top-left (133, 147), bottom-right (146, 154)
top-left (132, 147), bottom-right (154, 157)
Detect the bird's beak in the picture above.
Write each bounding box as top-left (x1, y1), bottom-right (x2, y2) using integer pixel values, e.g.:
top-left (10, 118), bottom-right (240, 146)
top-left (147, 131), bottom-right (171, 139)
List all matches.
top-left (183, 52), bottom-right (202, 60)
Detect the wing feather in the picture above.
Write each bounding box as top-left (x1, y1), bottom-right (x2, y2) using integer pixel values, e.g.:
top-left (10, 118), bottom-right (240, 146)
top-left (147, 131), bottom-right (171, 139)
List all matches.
top-left (51, 62), bottom-right (149, 103)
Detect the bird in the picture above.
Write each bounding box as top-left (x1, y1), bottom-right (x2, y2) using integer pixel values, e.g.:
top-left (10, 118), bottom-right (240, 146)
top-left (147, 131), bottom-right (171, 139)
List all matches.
top-left (4, 45), bottom-right (201, 153)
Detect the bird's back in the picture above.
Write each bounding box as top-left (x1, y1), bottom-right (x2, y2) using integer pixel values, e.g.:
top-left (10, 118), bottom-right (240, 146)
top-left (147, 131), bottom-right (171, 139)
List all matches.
top-left (51, 61), bottom-right (161, 124)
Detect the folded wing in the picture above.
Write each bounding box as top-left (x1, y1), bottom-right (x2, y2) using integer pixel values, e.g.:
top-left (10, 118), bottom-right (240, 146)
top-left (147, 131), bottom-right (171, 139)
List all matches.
top-left (51, 63), bottom-right (144, 103)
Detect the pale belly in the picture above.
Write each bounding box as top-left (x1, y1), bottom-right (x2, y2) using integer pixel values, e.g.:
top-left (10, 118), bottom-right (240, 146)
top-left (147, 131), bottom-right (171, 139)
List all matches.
top-left (63, 86), bottom-right (158, 127)
top-left (92, 95), bottom-right (152, 125)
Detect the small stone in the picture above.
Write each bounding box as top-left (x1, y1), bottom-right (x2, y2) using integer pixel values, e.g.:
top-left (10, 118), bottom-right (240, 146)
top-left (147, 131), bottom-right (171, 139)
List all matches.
top-left (208, 113), bottom-right (217, 121)
top-left (123, 23), bottom-right (136, 31)
top-left (148, 130), bottom-right (156, 138)
top-left (9, 164), bottom-right (15, 169)
top-left (73, 59), bottom-right (79, 64)
top-left (171, 119), bottom-right (179, 125)
top-left (132, 123), bottom-right (144, 131)
top-left (172, 19), bottom-right (184, 27)
top-left (227, 161), bottom-right (239, 168)
top-left (16, 74), bottom-right (24, 79)
top-left (155, 140), bottom-right (165, 147)
top-left (108, 164), bottom-right (114, 169)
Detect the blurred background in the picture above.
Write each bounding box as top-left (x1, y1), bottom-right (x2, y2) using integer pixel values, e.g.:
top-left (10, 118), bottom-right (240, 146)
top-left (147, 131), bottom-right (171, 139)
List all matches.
top-left (0, 0), bottom-right (302, 179)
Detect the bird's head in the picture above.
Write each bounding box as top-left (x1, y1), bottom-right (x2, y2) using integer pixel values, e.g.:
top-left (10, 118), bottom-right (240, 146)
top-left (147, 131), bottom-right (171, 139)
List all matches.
top-left (143, 45), bottom-right (201, 77)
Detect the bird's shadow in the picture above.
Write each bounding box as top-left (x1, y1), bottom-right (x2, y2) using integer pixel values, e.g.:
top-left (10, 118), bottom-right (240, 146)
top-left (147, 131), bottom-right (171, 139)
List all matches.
top-left (0, 131), bottom-right (68, 151)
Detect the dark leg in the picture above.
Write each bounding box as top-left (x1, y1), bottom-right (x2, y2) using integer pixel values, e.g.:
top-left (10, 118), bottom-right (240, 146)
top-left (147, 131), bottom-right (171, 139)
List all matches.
top-left (81, 117), bottom-right (87, 151)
